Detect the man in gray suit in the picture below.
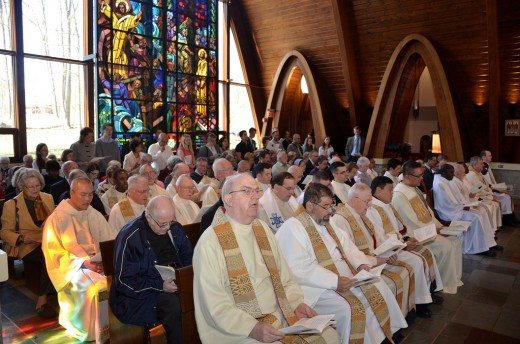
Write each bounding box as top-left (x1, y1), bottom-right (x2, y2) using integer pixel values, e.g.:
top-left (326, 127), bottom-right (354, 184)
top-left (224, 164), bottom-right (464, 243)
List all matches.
top-left (344, 126), bottom-right (366, 162)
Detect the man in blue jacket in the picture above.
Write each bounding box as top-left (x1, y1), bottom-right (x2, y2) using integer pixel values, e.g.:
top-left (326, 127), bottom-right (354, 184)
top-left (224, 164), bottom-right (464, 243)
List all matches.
top-left (111, 195), bottom-right (194, 344)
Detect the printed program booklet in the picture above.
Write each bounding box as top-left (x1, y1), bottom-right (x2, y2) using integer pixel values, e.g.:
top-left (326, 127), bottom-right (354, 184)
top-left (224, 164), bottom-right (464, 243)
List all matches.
top-left (413, 223), bottom-right (437, 244)
top-left (280, 314), bottom-right (335, 335)
top-left (372, 236), bottom-right (406, 258)
top-left (350, 264), bottom-right (386, 288)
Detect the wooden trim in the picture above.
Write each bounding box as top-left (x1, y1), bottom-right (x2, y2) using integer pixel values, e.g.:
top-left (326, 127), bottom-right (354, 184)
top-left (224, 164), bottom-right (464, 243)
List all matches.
top-left (487, 0), bottom-right (500, 157)
top-left (366, 34), bottom-right (464, 161)
top-left (263, 51), bottom-right (326, 144)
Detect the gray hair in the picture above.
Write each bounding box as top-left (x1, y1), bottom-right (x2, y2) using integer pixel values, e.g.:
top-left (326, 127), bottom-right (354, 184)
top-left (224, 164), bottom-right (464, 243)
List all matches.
top-left (128, 175), bottom-right (148, 190)
top-left (12, 168), bottom-right (44, 191)
top-left (62, 160), bottom-right (78, 176)
top-left (212, 158), bottom-right (228, 176)
top-left (469, 156), bottom-right (481, 167)
top-left (347, 183), bottom-right (371, 201)
top-left (277, 150), bottom-right (287, 160)
top-left (70, 176), bottom-right (92, 191)
top-left (0, 156), bottom-right (9, 164)
top-left (167, 155), bottom-right (182, 169)
top-left (68, 169), bottom-right (87, 183)
top-left (221, 173), bottom-right (252, 205)
top-left (175, 173), bottom-right (192, 187)
top-left (146, 195), bottom-right (174, 219)
top-left (356, 156), bottom-right (370, 167)
top-left (141, 153), bottom-right (153, 163)
top-left (23, 154), bottom-right (33, 163)
top-left (172, 162), bottom-right (189, 177)
top-left (139, 164), bottom-right (159, 176)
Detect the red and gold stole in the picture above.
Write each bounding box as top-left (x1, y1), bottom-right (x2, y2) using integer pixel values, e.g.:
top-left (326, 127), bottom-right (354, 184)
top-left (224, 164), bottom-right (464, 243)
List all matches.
top-left (293, 206), bottom-right (394, 344)
top-left (212, 208), bottom-right (329, 344)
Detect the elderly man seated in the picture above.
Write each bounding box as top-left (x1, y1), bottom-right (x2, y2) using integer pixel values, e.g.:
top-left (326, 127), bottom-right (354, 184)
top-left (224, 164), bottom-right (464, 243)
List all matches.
top-left (276, 184), bottom-right (407, 343)
top-left (193, 174), bottom-right (340, 343)
top-left (101, 168), bottom-right (128, 214)
top-left (287, 165), bottom-right (304, 198)
top-left (166, 163), bottom-right (191, 198)
top-left (257, 172), bottom-right (299, 233)
top-left (433, 164), bottom-right (497, 256)
top-left (140, 164), bottom-right (168, 197)
top-left (354, 157), bottom-right (373, 186)
top-left (172, 174), bottom-right (201, 225)
top-left (43, 177), bottom-right (116, 342)
top-left (109, 175), bottom-right (150, 232)
top-left (111, 195), bottom-right (193, 344)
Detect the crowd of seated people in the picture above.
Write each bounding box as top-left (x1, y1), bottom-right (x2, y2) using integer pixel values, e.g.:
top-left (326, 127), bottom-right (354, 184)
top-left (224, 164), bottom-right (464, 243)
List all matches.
top-left (0, 123), bottom-right (517, 344)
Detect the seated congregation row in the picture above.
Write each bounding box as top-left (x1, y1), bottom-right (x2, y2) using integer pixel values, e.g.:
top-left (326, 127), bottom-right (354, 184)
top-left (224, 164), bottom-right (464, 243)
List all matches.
top-left (0, 122), bottom-right (516, 343)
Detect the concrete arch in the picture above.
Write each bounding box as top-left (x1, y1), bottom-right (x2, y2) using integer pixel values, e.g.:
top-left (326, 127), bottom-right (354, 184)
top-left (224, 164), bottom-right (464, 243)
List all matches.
top-left (261, 51), bottom-right (326, 144)
top-left (366, 34), bottom-right (464, 161)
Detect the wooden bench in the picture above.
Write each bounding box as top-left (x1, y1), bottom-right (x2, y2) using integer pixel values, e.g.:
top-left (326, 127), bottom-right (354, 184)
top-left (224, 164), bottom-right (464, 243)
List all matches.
top-left (183, 222), bottom-right (201, 247)
top-left (176, 265), bottom-right (200, 344)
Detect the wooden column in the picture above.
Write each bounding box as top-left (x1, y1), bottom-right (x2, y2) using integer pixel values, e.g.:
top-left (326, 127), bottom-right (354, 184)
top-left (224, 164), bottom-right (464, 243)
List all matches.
top-left (487, 0), bottom-right (500, 156)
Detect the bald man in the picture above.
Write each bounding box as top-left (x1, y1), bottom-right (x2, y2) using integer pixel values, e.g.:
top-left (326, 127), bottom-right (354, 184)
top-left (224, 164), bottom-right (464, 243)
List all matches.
top-left (148, 133), bottom-right (173, 171)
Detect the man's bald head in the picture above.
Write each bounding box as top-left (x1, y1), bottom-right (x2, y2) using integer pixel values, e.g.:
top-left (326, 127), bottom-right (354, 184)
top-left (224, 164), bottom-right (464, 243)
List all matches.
top-left (213, 158), bottom-right (234, 181)
top-left (172, 162), bottom-right (190, 177)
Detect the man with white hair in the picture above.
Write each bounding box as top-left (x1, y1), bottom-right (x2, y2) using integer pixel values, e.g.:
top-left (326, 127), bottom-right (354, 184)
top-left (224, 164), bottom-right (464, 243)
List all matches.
top-left (109, 175), bottom-right (150, 232)
top-left (43, 177), bottom-right (116, 342)
top-left (330, 161), bottom-right (350, 204)
top-left (254, 162), bottom-right (272, 192)
top-left (433, 164), bottom-right (497, 256)
top-left (166, 162), bottom-right (190, 198)
top-left (271, 150), bottom-right (289, 177)
top-left (287, 165), bottom-right (304, 197)
top-left (140, 164), bottom-right (168, 197)
top-left (50, 160), bottom-right (79, 204)
top-left (330, 183), bottom-right (416, 317)
top-left (172, 174), bottom-right (200, 225)
top-left (101, 168), bottom-right (128, 214)
top-left (392, 161), bottom-right (463, 294)
top-left (148, 132), bottom-right (173, 172)
top-left (257, 172), bottom-right (299, 233)
top-left (354, 156), bottom-right (373, 186)
top-left (276, 183), bottom-right (406, 343)
top-left (194, 174), bottom-right (340, 343)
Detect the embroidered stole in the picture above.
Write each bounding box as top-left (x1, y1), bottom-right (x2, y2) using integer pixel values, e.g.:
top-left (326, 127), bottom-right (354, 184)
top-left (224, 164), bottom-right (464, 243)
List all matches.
top-left (118, 197), bottom-right (137, 223)
top-left (212, 208), bottom-right (327, 344)
top-left (336, 205), bottom-right (415, 314)
top-left (107, 188), bottom-right (122, 210)
top-left (398, 187), bottom-right (433, 224)
top-left (293, 206), bottom-right (393, 344)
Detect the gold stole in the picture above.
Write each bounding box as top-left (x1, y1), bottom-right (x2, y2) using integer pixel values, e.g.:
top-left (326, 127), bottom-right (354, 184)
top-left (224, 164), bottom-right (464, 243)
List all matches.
top-left (118, 197), bottom-right (137, 223)
top-left (212, 208), bottom-right (327, 344)
top-left (107, 189), bottom-right (121, 210)
top-left (373, 205), bottom-right (396, 237)
top-left (293, 206), bottom-right (393, 344)
top-left (407, 188), bottom-right (433, 224)
top-left (336, 205), bottom-right (415, 313)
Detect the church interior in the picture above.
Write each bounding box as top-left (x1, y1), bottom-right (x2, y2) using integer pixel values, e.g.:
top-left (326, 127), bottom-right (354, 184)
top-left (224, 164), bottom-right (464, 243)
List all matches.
top-left (1, 0), bottom-right (520, 343)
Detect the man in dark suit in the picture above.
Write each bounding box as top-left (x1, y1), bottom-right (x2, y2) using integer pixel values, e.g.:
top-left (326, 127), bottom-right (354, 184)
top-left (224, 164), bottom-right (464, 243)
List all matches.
top-left (190, 157), bottom-right (208, 184)
top-left (248, 127), bottom-right (258, 151)
top-left (50, 160), bottom-right (78, 205)
top-left (422, 152), bottom-right (438, 191)
top-left (344, 126), bottom-right (366, 162)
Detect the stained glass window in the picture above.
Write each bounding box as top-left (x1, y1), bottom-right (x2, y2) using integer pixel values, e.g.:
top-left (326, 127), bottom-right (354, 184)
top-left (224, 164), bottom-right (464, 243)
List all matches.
top-left (97, 0), bottom-right (217, 149)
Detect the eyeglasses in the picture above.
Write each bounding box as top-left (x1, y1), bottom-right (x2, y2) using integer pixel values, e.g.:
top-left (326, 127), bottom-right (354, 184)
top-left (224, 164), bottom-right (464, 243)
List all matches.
top-left (409, 173), bottom-right (424, 179)
top-left (24, 184), bottom-right (41, 190)
top-left (354, 196), bottom-right (371, 206)
top-left (313, 202), bottom-right (336, 213)
top-left (229, 187), bottom-right (262, 196)
top-left (148, 214), bottom-right (175, 229)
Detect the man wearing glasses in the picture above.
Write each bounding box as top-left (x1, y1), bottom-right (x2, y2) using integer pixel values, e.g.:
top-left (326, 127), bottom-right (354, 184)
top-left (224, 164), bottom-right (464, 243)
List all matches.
top-left (193, 174), bottom-right (340, 343)
top-left (258, 172), bottom-right (299, 233)
top-left (108, 175), bottom-right (150, 232)
top-left (111, 195), bottom-right (193, 344)
top-left (392, 161), bottom-right (463, 294)
top-left (276, 183), bottom-right (407, 343)
top-left (330, 161), bottom-right (351, 204)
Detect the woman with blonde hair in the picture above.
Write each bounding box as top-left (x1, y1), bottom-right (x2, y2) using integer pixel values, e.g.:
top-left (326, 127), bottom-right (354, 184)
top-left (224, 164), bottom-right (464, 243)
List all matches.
top-left (1, 168), bottom-right (56, 318)
top-left (177, 133), bottom-right (196, 172)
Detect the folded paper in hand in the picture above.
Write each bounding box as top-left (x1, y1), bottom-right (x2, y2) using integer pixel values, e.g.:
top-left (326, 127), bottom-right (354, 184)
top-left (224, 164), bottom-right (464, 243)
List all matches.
top-left (413, 223), bottom-right (437, 244)
top-left (491, 183), bottom-right (507, 192)
top-left (470, 182), bottom-right (485, 194)
top-left (301, 175), bottom-right (313, 185)
top-left (155, 265), bottom-right (176, 281)
top-left (351, 264), bottom-right (386, 288)
top-left (440, 221), bottom-right (471, 235)
top-left (373, 236), bottom-right (406, 258)
top-left (280, 314), bottom-right (335, 335)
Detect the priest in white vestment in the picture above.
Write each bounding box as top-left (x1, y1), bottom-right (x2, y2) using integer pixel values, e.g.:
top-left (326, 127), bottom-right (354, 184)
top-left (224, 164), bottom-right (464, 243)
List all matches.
top-left (166, 163), bottom-right (191, 198)
top-left (383, 159), bottom-right (402, 188)
top-left (140, 164), bottom-right (169, 198)
top-left (193, 174), bottom-right (340, 344)
top-left (481, 151), bottom-right (516, 222)
top-left (100, 168), bottom-right (128, 214)
top-left (330, 161), bottom-right (350, 204)
top-left (42, 177), bottom-right (116, 343)
top-left (277, 183), bottom-right (407, 344)
top-left (257, 172), bottom-right (298, 233)
top-left (391, 161), bottom-right (463, 294)
top-left (433, 165), bottom-right (496, 255)
top-left (172, 174), bottom-right (200, 225)
top-left (367, 177), bottom-right (445, 298)
top-left (453, 162), bottom-right (502, 231)
top-left (254, 162), bottom-right (272, 192)
top-left (109, 175), bottom-right (149, 232)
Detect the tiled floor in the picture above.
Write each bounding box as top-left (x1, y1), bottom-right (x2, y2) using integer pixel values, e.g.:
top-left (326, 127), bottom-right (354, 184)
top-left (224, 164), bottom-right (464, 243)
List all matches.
top-left (2, 224), bottom-right (520, 343)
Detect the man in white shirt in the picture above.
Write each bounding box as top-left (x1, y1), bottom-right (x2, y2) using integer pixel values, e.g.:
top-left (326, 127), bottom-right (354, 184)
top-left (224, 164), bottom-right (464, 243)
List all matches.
top-left (148, 133), bottom-right (173, 172)
top-left (276, 183), bottom-right (407, 343)
top-left (330, 161), bottom-right (350, 204)
top-left (257, 172), bottom-right (298, 233)
top-left (266, 127), bottom-right (281, 152)
top-left (101, 168), bottom-right (128, 214)
top-left (109, 175), bottom-right (150, 232)
top-left (433, 164), bottom-right (497, 256)
top-left (255, 162), bottom-right (272, 191)
top-left (172, 174), bottom-right (200, 225)
top-left (384, 159), bottom-right (402, 188)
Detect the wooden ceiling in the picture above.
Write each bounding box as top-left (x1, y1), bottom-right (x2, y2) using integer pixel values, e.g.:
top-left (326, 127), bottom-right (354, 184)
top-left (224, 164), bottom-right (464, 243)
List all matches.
top-left (231, 0), bottom-right (520, 161)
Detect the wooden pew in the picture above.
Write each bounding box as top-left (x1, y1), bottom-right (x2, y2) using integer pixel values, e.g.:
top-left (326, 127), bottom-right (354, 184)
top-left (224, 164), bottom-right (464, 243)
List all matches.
top-left (100, 240), bottom-right (167, 344)
top-left (183, 222), bottom-right (201, 247)
top-left (176, 265), bottom-right (201, 344)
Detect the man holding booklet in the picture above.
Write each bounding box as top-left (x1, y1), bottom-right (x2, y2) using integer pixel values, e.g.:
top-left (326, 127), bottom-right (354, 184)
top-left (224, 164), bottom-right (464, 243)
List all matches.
top-left (391, 161), bottom-right (463, 294)
top-left (111, 195), bottom-right (194, 344)
top-left (277, 183), bottom-right (407, 344)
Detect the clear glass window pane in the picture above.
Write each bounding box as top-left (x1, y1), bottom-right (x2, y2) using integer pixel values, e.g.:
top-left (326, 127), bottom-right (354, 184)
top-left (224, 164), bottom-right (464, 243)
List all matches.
top-left (0, 0), bottom-right (12, 50)
top-left (24, 58), bottom-right (85, 157)
top-left (0, 134), bottom-right (15, 157)
top-left (229, 84), bottom-right (254, 148)
top-left (22, 0), bottom-right (84, 59)
top-left (229, 30), bottom-right (245, 84)
top-left (0, 54), bottom-right (15, 128)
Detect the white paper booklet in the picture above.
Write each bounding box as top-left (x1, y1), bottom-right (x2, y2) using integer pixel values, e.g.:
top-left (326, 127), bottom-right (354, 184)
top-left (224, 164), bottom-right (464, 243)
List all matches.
top-left (440, 221), bottom-right (471, 236)
top-left (414, 223), bottom-right (437, 244)
top-left (280, 314), bottom-right (335, 335)
top-left (372, 236), bottom-right (406, 258)
top-left (470, 182), bottom-right (485, 194)
top-left (464, 200), bottom-right (480, 208)
top-left (155, 265), bottom-right (176, 281)
top-left (491, 183), bottom-right (507, 192)
top-left (350, 264), bottom-right (386, 288)
top-left (301, 175), bottom-right (313, 185)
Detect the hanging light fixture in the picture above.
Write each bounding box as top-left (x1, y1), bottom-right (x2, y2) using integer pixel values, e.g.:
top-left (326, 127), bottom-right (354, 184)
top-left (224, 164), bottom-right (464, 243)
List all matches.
top-left (431, 131), bottom-right (442, 154)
